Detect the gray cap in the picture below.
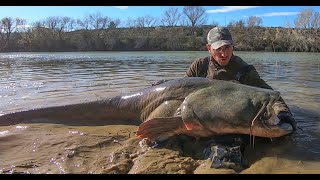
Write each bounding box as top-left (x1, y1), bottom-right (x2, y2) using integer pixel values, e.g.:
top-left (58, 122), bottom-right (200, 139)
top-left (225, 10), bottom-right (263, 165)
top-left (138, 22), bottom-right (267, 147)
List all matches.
top-left (207, 27), bottom-right (234, 49)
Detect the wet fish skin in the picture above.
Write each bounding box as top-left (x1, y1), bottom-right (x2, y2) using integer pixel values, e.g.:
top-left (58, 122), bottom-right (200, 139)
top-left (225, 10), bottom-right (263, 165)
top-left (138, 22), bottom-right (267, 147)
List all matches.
top-left (0, 77), bottom-right (293, 141)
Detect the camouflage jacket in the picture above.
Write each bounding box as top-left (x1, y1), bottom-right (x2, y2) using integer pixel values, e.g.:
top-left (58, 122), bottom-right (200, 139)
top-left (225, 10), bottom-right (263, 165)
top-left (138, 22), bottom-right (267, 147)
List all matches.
top-left (185, 55), bottom-right (291, 115)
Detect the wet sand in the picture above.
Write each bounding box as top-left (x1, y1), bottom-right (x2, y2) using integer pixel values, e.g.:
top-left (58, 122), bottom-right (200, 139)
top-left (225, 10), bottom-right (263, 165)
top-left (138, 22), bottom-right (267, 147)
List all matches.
top-left (1, 120), bottom-right (320, 174)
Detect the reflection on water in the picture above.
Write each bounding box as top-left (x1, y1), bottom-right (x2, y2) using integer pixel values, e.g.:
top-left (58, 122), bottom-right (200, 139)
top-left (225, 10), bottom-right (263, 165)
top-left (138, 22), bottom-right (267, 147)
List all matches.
top-left (0, 51), bottom-right (319, 173)
top-left (0, 52), bottom-right (207, 113)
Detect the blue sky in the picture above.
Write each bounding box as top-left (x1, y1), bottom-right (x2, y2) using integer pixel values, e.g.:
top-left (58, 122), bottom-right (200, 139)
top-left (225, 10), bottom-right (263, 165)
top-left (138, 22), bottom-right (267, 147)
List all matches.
top-left (0, 6), bottom-right (319, 28)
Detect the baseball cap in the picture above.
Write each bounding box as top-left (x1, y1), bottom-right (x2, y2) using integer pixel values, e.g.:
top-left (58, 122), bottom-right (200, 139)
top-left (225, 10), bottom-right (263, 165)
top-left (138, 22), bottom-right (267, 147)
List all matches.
top-left (207, 27), bottom-right (234, 49)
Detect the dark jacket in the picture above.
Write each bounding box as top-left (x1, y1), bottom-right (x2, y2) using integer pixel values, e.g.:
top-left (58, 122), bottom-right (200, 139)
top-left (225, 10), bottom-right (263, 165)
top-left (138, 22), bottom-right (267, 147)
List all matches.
top-left (185, 55), bottom-right (291, 115)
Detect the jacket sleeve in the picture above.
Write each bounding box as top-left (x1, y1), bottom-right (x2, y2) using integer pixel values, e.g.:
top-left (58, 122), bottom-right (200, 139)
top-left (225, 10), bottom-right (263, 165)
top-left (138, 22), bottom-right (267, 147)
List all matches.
top-left (242, 67), bottom-right (292, 115)
top-left (185, 59), bottom-right (202, 77)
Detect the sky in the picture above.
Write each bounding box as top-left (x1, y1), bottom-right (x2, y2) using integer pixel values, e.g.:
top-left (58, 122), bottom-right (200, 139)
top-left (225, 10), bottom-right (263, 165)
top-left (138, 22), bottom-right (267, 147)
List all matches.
top-left (0, 6), bottom-right (319, 28)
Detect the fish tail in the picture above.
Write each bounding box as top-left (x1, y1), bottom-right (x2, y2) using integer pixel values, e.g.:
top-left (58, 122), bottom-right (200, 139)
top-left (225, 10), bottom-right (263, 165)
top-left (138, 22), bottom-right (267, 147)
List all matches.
top-left (0, 101), bottom-right (140, 126)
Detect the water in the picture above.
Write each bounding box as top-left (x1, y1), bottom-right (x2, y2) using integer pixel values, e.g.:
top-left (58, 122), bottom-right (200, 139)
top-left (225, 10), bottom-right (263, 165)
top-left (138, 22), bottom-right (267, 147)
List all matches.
top-left (0, 51), bottom-right (319, 174)
top-left (0, 51), bottom-right (207, 113)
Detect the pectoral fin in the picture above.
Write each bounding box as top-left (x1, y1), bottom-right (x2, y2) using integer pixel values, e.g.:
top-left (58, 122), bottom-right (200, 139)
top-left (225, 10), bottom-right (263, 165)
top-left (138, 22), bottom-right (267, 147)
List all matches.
top-left (136, 117), bottom-right (184, 141)
top-left (183, 120), bottom-right (204, 131)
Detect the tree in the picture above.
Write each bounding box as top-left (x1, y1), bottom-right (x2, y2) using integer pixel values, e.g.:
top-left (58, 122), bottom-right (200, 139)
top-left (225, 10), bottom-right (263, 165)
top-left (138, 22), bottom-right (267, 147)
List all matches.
top-left (182, 6), bottom-right (207, 28)
top-left (247, 16), bottom-right (263, 27)
top-left (60, 17), bottom-right (75, 32)
top-left (41, 16), bottom-right (75, 45)
top-left (311, 11), bottom-right (320, 30)
top-left (228, 19), bottom-right (245, 29)
top-left (45, 16), bottom-right (58, 30)
top-left (135, 15), bottom-right (157, 28)
top-left (144, 15), bottom-right (158, 27)
top-left (125, 18), bottom-right (136, 28)
top-left (88, 12), bottom-right (110, 30)
top-left (52, 16), bottom-right (75, 41)
top-left (0, 17), bottom-right (24, 51)
top-left (17, 19), bottom-right (35, 51)
top-left (76, 16), bottom-right (91, 30)
top-left (108, 18), bottom-right (121, 29)
top-left (161, 7), bottom-right (182, 27)
top-left (294, 9), bottom-right (313, 29)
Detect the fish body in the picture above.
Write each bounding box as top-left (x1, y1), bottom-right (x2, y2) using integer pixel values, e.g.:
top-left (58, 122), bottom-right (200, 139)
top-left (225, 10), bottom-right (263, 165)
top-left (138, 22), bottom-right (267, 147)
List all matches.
top-left (0, 77), bottom-right (293, 141)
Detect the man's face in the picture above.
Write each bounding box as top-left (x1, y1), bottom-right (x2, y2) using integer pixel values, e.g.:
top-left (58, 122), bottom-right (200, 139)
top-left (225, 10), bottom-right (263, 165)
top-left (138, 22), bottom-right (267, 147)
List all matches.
top-left (206, 44), bottom-right (233, 66)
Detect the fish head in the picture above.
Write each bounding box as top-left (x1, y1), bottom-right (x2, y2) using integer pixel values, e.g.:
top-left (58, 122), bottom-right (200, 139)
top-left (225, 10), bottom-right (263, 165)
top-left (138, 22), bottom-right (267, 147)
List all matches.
top-left (186, 81), bottom-right (293, 138)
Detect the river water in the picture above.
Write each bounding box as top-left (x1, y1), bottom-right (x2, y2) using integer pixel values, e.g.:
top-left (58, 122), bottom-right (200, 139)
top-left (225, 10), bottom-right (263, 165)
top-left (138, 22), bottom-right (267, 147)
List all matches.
top-left (0, 51), bottom-right (319, 174)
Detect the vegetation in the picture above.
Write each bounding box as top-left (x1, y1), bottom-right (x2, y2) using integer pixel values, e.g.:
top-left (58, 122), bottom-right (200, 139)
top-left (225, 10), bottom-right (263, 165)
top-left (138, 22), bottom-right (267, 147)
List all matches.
top-left (0, 7), bottom-right (319, 52)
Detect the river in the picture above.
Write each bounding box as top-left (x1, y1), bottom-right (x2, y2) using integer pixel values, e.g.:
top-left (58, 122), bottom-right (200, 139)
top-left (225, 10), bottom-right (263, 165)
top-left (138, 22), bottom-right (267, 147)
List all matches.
top-left (0, 51), bottom-right (319, 174)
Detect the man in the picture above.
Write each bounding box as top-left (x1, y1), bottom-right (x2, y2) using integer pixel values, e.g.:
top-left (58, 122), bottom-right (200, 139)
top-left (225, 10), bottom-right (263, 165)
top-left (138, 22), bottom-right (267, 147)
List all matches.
top-left (153, 26), bottom-right (297, 131)
top-left (185, 26), bottom-right (297, 131)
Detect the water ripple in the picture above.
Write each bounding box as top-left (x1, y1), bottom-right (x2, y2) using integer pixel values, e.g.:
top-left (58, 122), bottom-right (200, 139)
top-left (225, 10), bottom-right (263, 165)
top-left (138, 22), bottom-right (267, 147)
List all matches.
top-left (0, 51), bottom-right (319, 159)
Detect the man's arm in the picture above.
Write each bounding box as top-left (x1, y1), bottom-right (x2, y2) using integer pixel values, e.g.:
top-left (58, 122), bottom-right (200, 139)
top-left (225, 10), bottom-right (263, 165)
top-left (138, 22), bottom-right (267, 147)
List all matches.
top-left (242, 67), bottom-right (297, 131)
top-left (153, 58), bottom-right (203, 86)
top-left (185, 59), bottom-right (202, 77)
top-left (243, 67), bottom-right (290, 114)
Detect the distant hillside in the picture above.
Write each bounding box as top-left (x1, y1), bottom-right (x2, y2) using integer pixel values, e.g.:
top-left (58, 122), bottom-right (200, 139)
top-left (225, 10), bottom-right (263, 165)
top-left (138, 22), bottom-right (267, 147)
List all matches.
top-left (2, 26), bottom-right (320, 52)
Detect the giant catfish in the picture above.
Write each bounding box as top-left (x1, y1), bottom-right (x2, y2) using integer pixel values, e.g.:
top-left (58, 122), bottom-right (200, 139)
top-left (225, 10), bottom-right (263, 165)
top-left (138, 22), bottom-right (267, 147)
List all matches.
top-left (0, 77), bottom-right (293, 142)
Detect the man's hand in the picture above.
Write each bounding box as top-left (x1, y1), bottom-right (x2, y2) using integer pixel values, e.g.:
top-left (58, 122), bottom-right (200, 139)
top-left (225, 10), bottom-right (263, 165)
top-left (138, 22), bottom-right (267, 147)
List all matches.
top-left (277, 112), bottom-right (297, 131)
top-left (151, 79), bottom-right (168, 86)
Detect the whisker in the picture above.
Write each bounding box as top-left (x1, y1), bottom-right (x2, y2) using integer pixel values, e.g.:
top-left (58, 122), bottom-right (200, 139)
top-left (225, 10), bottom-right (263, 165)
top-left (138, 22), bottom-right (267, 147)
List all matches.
top-left (250, 132), bottom-right (252, 146)
top-left (250, 101), bottom-right (268, 149)
top-left (251, 102), bottom-right (267, 128)
top-left (252, 135), bottom-right (255, 149)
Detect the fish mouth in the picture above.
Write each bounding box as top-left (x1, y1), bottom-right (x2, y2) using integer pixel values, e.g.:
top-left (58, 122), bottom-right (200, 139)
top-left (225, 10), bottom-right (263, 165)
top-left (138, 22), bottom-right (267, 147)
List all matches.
top-left (251, 95), bottom-right (293, 138)
top-left (248, 97), bottom-right (293, 148)
top-left (261, 114), bottom-right (293, 132)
